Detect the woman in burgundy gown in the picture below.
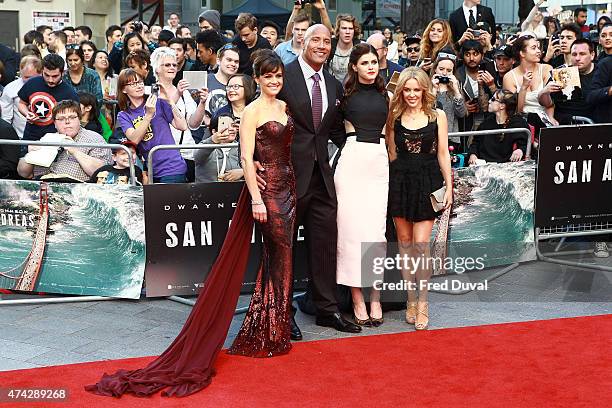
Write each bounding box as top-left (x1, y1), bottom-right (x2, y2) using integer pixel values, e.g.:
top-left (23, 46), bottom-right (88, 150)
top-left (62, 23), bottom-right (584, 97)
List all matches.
top-left (85, 50), bottom-right (295, 398)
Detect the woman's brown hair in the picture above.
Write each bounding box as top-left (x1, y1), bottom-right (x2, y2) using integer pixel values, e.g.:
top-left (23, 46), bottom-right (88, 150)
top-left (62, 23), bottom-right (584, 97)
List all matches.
top-left (419, 19), bottom-right (453, 61)
top-left (343, 43), bottom-right (387, 104)
top-left (117, 68), bottom-right (142, 111)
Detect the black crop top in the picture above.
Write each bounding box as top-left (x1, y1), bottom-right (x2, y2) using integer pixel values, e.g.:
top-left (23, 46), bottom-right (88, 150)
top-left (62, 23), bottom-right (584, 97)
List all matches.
top-left (342, 82), bottom-right (388, 143)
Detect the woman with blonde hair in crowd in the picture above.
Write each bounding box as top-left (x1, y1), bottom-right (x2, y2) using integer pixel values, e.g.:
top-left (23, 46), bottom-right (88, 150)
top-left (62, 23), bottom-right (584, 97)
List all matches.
top-left (521, 0), bottom-right (547, 39)
top-left (150, 46), bottom-right (202, 181)
top-left (386, 67), bottom-right (453, 330)
top-left (418, 19), bottom-right (453, 72)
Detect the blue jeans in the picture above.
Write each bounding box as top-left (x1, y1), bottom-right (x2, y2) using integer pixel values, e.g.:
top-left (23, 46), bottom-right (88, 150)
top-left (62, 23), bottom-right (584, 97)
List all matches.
top-left (153, 174), bottom-right (187, 184)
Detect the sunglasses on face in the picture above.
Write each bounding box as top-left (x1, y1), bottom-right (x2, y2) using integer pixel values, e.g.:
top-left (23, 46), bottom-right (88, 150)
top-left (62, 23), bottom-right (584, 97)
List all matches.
top-left (407, 46), bottom-right (420, 52)
top-left (161, 63), bottom-right (178, 68)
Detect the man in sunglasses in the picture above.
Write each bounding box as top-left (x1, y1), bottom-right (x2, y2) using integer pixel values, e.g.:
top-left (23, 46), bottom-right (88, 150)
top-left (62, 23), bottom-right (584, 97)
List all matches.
top-left (400, 36), bottom-right (421, 67)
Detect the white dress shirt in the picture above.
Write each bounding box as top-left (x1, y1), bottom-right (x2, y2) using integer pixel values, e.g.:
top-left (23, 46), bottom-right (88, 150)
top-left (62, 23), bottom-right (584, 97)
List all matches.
top-left (463, 3), bottom-right (478, 27)
top-left (0, 78), bottom-right (27, 138)
top-left (298, 55), bottom-right (328, 122)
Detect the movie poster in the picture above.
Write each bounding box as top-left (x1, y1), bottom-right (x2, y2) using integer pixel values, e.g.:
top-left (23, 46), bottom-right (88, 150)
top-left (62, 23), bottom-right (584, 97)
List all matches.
top-left (143, 182), bottom-right (308, 297)
top-left (443, 160), bottom-right (537, 269)
top-left (0, 180), bottom-right (145, 299)
top-left (535, 125), bottom-right (612, 229)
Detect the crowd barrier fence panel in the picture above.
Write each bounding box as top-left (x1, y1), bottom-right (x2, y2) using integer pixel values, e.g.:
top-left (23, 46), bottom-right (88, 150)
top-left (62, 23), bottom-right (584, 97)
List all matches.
top-left (0, 140), bottom-right (137, 186)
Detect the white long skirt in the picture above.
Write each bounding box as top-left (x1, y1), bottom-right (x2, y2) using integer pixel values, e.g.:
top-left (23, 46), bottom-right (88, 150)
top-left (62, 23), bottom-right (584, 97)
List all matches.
top-left (335, 137), bottom-right (389, 288)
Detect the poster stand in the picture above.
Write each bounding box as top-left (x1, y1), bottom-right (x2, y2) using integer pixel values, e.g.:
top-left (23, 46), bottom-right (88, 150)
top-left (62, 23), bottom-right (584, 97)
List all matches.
top-left (535, 122), bottom-right (612, 272)
top-left (535, 227), bottom-right (612, 272)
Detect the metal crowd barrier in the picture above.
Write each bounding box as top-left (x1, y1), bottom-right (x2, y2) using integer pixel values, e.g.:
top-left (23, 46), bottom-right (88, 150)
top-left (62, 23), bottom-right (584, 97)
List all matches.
top-left (146, 128), bottom-right (532, 183)
top-left (0, 139), bottom-right (137, 186)
top-left (447, 128), bottom-right (533, 159)
top-left (147, 143), bottom-right (239, 184)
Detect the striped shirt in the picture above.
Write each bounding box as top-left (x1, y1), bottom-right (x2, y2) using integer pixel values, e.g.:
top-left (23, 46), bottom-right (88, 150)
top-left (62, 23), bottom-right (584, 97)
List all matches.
top-left (33, 128), bottom-right (112, 182)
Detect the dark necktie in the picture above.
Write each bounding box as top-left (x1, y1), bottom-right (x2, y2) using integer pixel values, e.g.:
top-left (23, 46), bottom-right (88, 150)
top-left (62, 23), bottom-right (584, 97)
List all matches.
top-left (469, 9), bottom-right (476, 29)
top-left (311, 73), bottom-right (322, 130)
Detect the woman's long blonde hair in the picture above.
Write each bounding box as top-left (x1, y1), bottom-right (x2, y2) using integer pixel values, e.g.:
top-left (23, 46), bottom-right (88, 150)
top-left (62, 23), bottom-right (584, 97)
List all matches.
top-left (419, 19), bottom-right (453, 61)
top-left (386, 67), bottom-right (437, 146)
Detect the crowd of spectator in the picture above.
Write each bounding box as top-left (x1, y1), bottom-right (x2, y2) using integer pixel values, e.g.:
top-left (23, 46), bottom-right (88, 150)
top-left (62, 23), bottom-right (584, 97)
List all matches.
top-left (0, 0), bottom-right (611, 257)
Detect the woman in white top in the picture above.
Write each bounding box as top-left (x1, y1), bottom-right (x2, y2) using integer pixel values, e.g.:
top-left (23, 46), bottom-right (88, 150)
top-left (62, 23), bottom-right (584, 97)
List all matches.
top-left (151, 47), bottom-right (200, 181)
top-left (383, 28), bottom-right (399, 63)
top-left (503, 35), bottom-right (557, 133)
top-left (521, 0), bottom-right (547, 40)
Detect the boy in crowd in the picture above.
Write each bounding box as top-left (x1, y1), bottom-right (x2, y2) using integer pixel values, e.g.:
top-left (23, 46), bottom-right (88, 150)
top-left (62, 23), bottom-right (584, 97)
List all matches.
top-left (90, 140), bottom-right (143, 185)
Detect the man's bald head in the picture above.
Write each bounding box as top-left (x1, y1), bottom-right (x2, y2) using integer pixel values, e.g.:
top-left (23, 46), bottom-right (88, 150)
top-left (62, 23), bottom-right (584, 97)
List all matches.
top-left (304, 24), bottom-right (331, 48)
top-left (367, 32), bottom-right (388, 61)
top-left (302, 24), bottom-right (332, 71)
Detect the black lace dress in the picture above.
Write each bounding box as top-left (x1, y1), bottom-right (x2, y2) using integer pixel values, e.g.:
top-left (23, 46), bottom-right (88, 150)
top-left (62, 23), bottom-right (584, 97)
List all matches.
top-left (388, 119), bottom-right (444, 222)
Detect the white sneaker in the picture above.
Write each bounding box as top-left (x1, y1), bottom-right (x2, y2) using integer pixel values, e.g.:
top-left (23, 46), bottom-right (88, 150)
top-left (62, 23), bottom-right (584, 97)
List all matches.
top-left (593, 242), bottom-right (610, 258)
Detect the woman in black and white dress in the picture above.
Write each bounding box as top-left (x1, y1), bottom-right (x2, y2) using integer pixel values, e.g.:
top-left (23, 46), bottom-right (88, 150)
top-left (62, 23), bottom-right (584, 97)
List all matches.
top-left (335, 43), bottom-right (389, 327)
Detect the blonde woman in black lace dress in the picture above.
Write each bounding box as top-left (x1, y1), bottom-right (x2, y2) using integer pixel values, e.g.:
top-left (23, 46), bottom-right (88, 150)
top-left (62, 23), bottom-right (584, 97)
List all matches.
top-left (386, 67), bottom-right (453, 330)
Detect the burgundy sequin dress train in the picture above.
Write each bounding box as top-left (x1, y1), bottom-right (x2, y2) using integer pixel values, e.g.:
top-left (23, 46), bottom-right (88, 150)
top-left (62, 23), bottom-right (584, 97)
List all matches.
top-left (85, 118), bottom-right (296, 398)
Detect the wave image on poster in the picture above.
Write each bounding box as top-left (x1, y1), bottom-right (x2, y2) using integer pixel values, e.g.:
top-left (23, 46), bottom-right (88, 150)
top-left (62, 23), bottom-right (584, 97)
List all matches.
top-left (0, 180), bottom-right (145, 299)
top-left (444, 160), bottom-right (537, 269)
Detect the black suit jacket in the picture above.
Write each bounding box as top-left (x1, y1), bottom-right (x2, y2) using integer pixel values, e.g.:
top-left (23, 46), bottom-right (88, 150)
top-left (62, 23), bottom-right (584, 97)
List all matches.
top-left (449, 4), bottom-right (497, 48)
top-left (586, 56), bottom-right (612, 123)
top-left (278, 60), bottom-right (345, 199)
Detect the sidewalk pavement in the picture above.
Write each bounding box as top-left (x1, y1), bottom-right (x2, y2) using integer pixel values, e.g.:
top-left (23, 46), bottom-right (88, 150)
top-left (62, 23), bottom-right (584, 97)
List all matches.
top-left (1, 258), bottom-right (611, 372)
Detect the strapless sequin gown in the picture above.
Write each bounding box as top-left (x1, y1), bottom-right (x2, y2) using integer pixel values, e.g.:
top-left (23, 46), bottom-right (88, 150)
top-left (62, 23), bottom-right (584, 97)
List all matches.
top-left (85, 117), bottom-right (296, 398)
top-left (228, 118), bottom-right (296, 357)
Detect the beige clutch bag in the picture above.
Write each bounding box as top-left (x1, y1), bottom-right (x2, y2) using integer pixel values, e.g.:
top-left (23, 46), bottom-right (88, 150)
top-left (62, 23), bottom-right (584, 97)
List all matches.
top-left (430, 186), bottom-right (447, 212)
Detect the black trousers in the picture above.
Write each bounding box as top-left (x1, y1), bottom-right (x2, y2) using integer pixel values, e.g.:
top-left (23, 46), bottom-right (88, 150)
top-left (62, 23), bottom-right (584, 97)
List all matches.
top-left (294, 164), bottom-right (339, 316)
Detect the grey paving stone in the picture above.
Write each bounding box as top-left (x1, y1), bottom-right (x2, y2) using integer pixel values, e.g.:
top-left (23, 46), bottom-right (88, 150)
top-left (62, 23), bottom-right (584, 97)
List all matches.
top-left (13, 316), bottom-right (95, 335)
top-left (0, 357), bottom-right (43, 371)
top-left (0, 339), bottom-right (52, 361)
top-left (19, 332), bottom-right (95, 350)
top-left (26, 350), bottom-right (98, 366)
top-left (133, 307), bottom-right (190, 324)
top-left (0, 324), bottom-right (47, 342)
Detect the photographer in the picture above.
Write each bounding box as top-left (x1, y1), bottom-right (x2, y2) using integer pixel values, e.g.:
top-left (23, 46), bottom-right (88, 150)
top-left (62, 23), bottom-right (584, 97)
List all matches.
top-left (109, 22), bottom-right (156, 73)
top-left (430, 52), bottom-right (466, 150)
top-left (456, 40), bottom-right (495, 132)
top-left (449, 0), bottom-right (497, 48)
top-left (116, 68), bottom-right (188, 183)
top-left (542, 23), bottom-right (582, 68)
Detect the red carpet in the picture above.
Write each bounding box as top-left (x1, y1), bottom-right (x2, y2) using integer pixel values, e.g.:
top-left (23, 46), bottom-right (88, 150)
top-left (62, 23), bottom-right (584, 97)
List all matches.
top-left (1, 315), bottom-right (611, 407)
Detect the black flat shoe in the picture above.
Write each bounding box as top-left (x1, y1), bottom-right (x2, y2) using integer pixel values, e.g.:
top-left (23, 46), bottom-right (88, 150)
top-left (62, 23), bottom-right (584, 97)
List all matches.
top-left (290, 315), bottom-right (302, 341)
top-left (353, 315), bottom-right (372, 327)
top-left (316, 313), bottom-right (362, 333)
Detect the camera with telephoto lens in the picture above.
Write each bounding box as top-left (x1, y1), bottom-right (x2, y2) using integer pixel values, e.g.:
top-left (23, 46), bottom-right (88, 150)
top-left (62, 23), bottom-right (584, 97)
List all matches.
top-left (132, 21), bottom-right (143, 33)
top-left (295, 0), bottom-right (315, 6)
top-left (437, 75), bottom-right (450, 84)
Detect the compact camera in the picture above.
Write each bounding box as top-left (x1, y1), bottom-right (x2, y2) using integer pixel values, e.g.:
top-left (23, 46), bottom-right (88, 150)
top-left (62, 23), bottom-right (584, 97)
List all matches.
top-left (151, 83), bottom-right (160, 96)
top-left (436, 76), bottom-right (451, 84)
top-left (294, 0), bottom-right (315, 6)
top-left (132, 21), bottom-right (143, 33)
